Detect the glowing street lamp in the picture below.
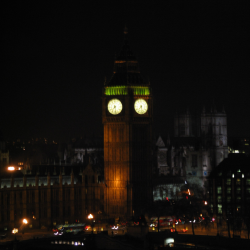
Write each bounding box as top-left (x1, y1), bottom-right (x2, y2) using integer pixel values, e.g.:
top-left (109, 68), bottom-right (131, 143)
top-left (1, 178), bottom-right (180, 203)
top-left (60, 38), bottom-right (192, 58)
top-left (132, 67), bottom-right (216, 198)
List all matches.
top-left (88, 214), bottom-right (93, 220)
top-left (12, 228), bottom-right (18, 234)
top-left (12, 228), bottom-right (18, 240)
top-left (21, 218), bottom-right (28, 235)
top-left (88, 214), bottom-right (94, 233)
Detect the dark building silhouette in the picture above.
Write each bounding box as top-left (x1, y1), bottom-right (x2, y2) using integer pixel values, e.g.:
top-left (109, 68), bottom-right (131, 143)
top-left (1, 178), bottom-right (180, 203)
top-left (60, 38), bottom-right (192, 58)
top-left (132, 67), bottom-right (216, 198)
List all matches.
top-left (208, 154), bottom-right (250, 230)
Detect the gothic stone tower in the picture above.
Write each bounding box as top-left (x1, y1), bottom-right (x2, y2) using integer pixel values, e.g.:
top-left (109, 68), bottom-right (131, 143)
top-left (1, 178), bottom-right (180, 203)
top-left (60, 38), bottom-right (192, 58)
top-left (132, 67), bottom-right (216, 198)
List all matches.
top-left (102, 29), bottom-right (153, 219)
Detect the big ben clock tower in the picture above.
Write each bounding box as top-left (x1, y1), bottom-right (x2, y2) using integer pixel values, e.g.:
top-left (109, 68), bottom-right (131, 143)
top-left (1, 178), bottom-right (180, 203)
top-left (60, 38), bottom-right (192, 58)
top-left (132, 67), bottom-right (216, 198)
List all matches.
top-left (102, 28), bottom-right (153, 219)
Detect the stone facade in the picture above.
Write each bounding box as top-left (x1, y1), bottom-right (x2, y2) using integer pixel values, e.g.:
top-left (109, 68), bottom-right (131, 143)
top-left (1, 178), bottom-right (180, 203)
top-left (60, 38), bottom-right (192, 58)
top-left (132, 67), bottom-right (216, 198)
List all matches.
top-left (0, 165), bottom-right (104, 229)
top-left (154, 106), bottom-right (228, 201)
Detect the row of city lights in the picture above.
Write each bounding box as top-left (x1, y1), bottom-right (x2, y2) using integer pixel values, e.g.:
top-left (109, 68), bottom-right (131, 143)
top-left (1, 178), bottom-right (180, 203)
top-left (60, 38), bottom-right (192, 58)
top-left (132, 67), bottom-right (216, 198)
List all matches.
top-left (7, 166), bottom-right (23, 171)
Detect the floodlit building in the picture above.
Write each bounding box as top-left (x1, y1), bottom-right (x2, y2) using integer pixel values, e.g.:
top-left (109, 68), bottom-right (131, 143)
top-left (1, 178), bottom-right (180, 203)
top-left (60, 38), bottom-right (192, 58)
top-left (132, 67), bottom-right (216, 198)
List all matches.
top-left (153, 105), bottom-right (228, 201)
top-left (0, 164), bottom-right (104, 229)
top-left (102, 27), bottom-right (153, 218)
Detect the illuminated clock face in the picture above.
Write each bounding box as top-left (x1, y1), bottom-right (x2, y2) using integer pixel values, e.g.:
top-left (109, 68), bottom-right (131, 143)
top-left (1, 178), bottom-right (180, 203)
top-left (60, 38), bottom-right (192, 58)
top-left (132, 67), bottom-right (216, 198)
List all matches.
top-left (107, 99), bottom-right (123, 115)
top-left (134, 99), bottom-right (148, 114)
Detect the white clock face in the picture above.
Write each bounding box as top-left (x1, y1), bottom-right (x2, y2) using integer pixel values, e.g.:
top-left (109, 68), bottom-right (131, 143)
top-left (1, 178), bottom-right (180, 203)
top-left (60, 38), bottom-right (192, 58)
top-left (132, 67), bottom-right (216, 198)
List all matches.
top-left (107, 99), bottom-right (123, 115)
top-left (134, 99), bottom-right (148, 114)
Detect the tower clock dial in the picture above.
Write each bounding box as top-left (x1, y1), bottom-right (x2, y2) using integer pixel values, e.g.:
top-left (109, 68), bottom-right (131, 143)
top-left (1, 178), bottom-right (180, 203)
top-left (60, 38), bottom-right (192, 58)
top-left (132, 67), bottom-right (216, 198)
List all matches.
top-left (107, 98), bottom-right (123, 115)
top-left (134, 99), bottom-right (148, 114)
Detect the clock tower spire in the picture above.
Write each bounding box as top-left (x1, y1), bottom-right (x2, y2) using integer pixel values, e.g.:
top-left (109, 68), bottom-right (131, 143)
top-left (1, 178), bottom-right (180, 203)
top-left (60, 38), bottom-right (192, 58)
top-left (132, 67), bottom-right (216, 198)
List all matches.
top-left (102, 29), bottom-right (153, 219)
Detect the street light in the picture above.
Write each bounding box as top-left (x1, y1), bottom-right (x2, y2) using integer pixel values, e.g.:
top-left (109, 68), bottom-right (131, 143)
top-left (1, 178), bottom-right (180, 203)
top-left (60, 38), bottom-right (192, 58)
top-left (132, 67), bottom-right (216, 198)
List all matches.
top-left (88, 214), bottom-right (94, 233)
top-left (12, 228), bottom-right (18, 240)
top-left (21, 218), bottom-right (28, 234)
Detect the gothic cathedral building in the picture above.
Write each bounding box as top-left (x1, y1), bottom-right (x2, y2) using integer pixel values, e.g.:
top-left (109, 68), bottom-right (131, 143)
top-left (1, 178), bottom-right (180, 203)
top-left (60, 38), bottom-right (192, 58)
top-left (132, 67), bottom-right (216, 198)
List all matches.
top-left (102, 29), bottom-right (153, 219)
top-left (153, 105), bottom-right (228, 201)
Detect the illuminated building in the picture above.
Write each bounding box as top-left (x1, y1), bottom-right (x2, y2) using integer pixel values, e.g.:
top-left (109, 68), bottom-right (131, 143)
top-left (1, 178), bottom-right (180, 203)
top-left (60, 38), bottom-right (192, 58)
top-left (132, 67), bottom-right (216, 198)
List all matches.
top-left (153, 105), bottom-right (228, 200)
top-left (0, 164), bottom-right (104, 229)
top-left (102, 28), bottom-right (153, 218)
top-left (1, 27), bottom-right (236, 229)
top-left (0, 29), bottom-right (154, 229)
top-left (209, 154), bottom-right (250, 221)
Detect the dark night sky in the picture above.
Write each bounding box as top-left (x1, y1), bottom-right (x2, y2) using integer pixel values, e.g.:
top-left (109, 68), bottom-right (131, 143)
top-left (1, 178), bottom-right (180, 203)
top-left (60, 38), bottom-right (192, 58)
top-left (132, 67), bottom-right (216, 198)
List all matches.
top-left (1, 1), bottom-right (250, 142)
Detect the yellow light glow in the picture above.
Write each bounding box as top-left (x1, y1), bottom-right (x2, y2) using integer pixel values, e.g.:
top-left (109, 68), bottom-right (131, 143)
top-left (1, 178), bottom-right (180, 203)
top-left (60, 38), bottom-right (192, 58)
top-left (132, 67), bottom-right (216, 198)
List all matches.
top-left (88, 214), bottom-right (93, 219)
top-left (12, 228), bottom-right (18, 234)
top-left (23, 219), bottom-right (28, 224)
top-left (8, 166), bottom-right (15, 171)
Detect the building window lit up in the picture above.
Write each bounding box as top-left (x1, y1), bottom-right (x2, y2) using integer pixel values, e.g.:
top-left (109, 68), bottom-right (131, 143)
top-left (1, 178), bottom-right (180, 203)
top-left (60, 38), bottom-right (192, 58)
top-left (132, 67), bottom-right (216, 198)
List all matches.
top-left (217, 204), bottom-right (222, 214)
top-left (217, 187), bottom-right (222, 194)
top-left (226, 178), bottom-right (231, 185)
top-left (247, 178), bottom-right (250, 185)
top-left (236, 178), bottom-right (241, 185)
top-left (217, 196), bottom-right (222, 203)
